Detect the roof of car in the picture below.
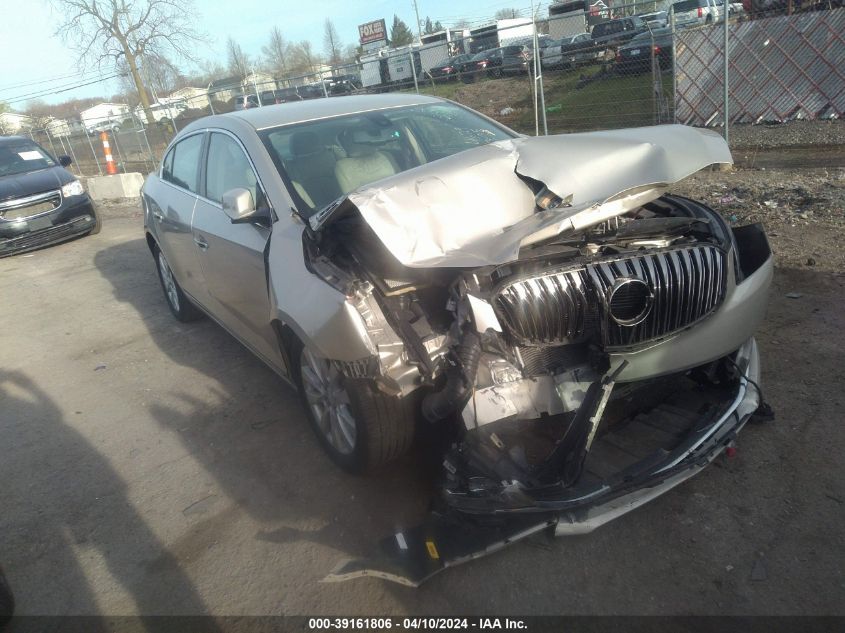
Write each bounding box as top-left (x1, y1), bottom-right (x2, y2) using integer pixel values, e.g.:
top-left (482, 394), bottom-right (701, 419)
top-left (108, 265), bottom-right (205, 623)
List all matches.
top-left (226, 94), bottom-right (444, 130)
top-left (0, 135), bottom-right (33, 145)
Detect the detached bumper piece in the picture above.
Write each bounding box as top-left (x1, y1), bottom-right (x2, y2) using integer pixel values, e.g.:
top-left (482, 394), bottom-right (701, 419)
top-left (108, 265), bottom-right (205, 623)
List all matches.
top-left (324, 338), bottom-right (765, 587)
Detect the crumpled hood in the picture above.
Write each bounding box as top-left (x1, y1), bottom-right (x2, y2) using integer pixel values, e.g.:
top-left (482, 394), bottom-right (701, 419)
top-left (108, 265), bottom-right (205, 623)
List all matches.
top-left (314, 125), bottom-right (732, 268)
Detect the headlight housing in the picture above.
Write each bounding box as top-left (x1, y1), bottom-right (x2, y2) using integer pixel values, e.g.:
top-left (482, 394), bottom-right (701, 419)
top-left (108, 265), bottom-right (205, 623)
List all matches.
top-left (61, 180), bottom-right (85, 198)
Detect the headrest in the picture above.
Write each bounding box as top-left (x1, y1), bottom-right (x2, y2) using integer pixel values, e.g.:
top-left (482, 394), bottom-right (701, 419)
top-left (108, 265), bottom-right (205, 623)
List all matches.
top-left (290, 131), bottom-right (321, 156)
top-left (338, 127), bottom-right (398, 157)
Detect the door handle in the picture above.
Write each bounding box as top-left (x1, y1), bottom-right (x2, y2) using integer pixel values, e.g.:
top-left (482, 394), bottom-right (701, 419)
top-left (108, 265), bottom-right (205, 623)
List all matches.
top-left (152, 211), bottom-right (164, 223)
top-left (193, 236), bottom-right (208, 250)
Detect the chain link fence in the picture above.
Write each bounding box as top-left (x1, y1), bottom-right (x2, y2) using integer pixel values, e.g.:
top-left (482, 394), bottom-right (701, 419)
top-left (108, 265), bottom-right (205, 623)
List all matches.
top-left (13, 3), bottom-right (843, 177)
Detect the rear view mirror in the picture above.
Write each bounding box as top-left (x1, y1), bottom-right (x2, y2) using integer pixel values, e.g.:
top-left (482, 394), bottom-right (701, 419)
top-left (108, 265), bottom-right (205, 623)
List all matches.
top-left (59, 155), bottom-right (72, 167)
top-left (221, 188), bottom-right (255, 222)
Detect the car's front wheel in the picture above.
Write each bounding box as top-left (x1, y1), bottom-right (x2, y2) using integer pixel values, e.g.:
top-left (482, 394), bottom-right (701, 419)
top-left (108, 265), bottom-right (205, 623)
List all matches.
top-left (153, 245), bottom-right (202, 322)
top-left (296, 345), bottom-right (415, 473)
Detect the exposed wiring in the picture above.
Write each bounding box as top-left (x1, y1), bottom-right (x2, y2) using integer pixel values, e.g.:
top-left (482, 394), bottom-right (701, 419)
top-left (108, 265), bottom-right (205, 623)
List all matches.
top-left (726, 355), bottom-right (765, 405)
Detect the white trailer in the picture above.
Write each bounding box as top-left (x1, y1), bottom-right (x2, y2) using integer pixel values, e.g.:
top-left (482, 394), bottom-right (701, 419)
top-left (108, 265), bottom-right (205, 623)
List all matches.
top-left (360, 51), bottom-right (386, 89)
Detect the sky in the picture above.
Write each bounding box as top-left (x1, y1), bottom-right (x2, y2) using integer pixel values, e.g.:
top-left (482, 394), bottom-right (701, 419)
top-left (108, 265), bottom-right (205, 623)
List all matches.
top-left (0, 0), bottom-right (548, 109)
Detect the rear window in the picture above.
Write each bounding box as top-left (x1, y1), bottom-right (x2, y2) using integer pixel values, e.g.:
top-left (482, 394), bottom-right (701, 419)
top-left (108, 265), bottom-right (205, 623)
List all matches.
top-left (673, 0), bottom-right (705, 11)
top-left (594, 21), bottom-right (623, 36)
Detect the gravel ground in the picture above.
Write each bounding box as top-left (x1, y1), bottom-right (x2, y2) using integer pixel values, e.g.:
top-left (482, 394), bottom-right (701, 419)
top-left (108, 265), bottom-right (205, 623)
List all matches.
top-left (728, 120), bottom-right (845, 150)
top-left (674, 166), bottom-right (845, 273)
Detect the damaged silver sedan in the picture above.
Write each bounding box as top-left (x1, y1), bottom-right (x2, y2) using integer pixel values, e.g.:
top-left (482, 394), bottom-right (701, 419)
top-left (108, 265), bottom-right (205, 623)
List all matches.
top-left (142, 94), bottom-right (773, 584)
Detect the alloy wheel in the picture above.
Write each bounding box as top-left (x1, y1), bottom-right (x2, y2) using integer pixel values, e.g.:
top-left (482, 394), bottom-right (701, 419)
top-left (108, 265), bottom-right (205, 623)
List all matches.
top-left (300, 348), bottom-right (357, 455)
top-left (158, 252), bottom-right (180, 313)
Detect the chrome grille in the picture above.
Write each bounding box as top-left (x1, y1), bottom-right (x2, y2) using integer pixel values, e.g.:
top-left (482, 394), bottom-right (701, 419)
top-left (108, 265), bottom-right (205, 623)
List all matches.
top-left (494, 245), bottom-right (727, 349)
top-left (495, 268), bottom-right (591, 345)
top-left (588, 245), bottom-right (727, 348)
top-left (0, 190), bottom-right (61, 221)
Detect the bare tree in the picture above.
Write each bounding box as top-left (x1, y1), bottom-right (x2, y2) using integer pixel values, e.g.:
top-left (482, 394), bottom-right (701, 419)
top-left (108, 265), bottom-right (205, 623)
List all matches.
top-left (262, 27), bottom-right (290, 78)
top-left (50, 0), bottom-right (204, 125)
top-left (226, 37), bottom-right (251, 80)
top-left (494, 8), bottom-right (521, 19)
top-left (289, 41), bottom-right (317, 75)
top-left (323, 19), bottom-right (343, 69)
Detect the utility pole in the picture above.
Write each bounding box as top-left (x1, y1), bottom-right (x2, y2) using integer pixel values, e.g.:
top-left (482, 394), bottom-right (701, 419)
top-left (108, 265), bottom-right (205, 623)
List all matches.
top-left (412, 0), bottom-right (423, 42)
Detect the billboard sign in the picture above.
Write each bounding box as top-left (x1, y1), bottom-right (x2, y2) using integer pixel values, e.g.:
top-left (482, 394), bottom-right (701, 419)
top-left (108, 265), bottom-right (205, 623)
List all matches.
top-left (359, 19), bottom-right (387, 45)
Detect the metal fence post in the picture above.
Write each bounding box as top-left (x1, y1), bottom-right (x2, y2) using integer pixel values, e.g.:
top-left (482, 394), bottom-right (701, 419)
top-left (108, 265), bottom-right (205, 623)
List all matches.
top-left (410, 50), bottom-right (420, 94)
top-left (723, 3), bottom-right (730, 144)
top-left (84, 126), bottom-right (103, 176)
top-left (671, 11), bottom-right (678, 124)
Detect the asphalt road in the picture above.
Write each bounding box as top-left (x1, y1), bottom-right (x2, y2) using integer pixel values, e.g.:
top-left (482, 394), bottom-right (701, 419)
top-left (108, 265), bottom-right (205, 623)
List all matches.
top-left (1, 204), bottom-right (843, 616)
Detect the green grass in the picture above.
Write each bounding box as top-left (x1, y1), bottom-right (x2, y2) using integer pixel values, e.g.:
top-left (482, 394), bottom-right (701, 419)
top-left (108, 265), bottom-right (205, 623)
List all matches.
top-left (519, 65), bottom-right (675, 133)
top-left (405, 64), bottom-right (675, 134)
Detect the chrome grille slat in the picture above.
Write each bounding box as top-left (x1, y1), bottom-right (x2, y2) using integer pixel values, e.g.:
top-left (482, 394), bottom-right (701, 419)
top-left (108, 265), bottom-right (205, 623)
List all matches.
top-left (495, 245), bottom-right (728, 349)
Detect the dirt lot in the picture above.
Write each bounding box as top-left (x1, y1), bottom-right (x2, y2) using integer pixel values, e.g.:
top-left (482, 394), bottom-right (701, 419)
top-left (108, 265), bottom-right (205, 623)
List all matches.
top-left (1, 163), bottom-right (843, 617)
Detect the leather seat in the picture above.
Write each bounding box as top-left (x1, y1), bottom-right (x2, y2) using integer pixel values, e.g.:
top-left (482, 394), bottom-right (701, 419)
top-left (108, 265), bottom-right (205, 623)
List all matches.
top-left (286, 131), bottom-right (340, 208)
top-left (334, 130), bottom-right (399, 193)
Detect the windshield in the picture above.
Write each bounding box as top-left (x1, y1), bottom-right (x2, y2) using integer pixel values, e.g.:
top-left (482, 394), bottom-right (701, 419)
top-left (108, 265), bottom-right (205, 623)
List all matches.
top-left (259, 102), bottom-right (514, 216)
top-left (0, 141), bottom-right (56, 177)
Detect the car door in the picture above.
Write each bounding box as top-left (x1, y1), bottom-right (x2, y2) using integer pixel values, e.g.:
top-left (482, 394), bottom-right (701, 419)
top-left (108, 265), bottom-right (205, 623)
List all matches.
top-left (192, 130), bottom-right (281, 367)
top-left (156, 132), bottom-right (209, 305)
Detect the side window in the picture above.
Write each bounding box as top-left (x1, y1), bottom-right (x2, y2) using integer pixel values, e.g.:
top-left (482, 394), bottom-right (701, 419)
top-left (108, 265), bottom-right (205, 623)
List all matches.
top-left (161, 148), bottom-right (174, 182)
top-left (205, 132), bottom-right (264, 207)
top-left (165, 133), bottom-right (203, 193)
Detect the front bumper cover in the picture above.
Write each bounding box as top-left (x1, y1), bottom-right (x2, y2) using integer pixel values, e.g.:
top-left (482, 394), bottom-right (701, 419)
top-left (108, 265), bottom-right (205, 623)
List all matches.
top-left (0, 196), bottom-right (96, 257)
top-left (324, 337), bottom-right (763, 587)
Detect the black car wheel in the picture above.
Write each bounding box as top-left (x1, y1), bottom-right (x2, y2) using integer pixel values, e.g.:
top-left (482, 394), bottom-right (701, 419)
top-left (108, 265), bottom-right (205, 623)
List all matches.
top-left (88, 206), bottom-right (102, 235)
top-left (294, 341), bottom-right (415, 473)
top-left (153, 244), bottom-right (202, 322)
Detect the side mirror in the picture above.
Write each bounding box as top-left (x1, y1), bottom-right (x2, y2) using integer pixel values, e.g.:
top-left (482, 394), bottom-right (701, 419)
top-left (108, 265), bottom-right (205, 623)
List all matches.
top-left (59, 155), bottom-right (72, 167)
top-left (221, 188), bottom-right (256, 222)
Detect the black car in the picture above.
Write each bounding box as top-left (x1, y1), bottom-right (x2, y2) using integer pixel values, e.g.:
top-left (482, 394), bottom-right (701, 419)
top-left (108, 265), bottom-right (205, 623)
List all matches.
top-left (259, 90), bottom-right (278, 106)
top-left (427, 54), bottom-right (474, 81)
top-left (327, 74), bottom-right (362, 95)
top-left (460, 45), bottom-right (530, 82)
top-left (0, 137), bottom-right (99, 257)
top-left (591, 16), bottom-right (649, 52)
top-left (274, 87), bottom-right (303, 103)
top-left (616, 27), bottom-right (674, 73)
top-left (298, 84), bottom-right (326, 100)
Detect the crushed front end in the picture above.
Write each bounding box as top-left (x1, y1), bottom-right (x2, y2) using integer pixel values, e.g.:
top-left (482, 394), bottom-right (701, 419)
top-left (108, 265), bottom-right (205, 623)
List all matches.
top-left (302, 127), bottom-right (774, 585)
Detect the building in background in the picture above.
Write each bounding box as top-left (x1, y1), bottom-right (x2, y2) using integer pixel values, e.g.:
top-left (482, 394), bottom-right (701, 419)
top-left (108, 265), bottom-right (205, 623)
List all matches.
top-left (167, 86), bottom-right (209, 110)
top-left (0, 112), bottom-right (32, 135)
top-left (79, 103), bottom-right (130, 132)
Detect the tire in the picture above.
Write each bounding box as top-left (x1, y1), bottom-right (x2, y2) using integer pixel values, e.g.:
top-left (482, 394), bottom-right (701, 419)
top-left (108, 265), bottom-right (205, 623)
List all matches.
top-left (0, 567), bottom-right (14, 629)
top-left (88, 206), bottom-right (102, 235)
top-left (294, 342), bottom-right (415, 473)
top-left (152, 244), bottom-right (203, 322)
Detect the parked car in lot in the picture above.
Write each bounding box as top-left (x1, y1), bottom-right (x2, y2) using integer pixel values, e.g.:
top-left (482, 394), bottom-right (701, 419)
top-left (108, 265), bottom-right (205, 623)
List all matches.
top-left (87, 119), bottom-right (122, 134)
top-left (670, 0), bottom-right (724, 27)
top-left (460, 45), bottom-right (530, 81)
top-left (274, 87), bottom-right (303, 103)
top-left (640, 10), bottom-right (669, 26)
top-left (591, 15), bottom-right (649, 52)
top-left (0, 136), bottom-right (99, 257)
top-left (616, 27), bottom-right (674, 73)
top-left (141, 95), bottom-right (772, 566)
top-left (234, 94), bottom-right (260, 110)
top-left (327, 74), bottom-right (362, 95)
top-left (298, 84), bottom-right (326, 100)
top-left (260, 90), bottom-right (278, 106)
top-left (542, 32), bottom-right (597, 69)
top-left (427, 54), bottom-right (474, 81)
